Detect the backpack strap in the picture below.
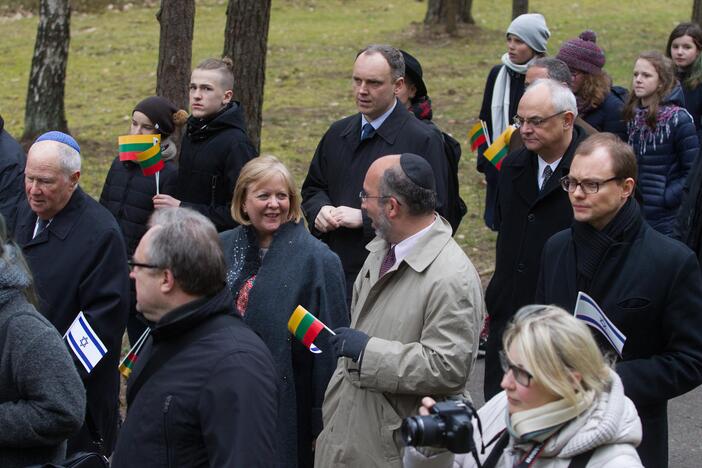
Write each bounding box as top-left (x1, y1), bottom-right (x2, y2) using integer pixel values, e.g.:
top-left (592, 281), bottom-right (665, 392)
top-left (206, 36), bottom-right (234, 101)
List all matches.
top-left (481, 430), bottom-right (510, 468)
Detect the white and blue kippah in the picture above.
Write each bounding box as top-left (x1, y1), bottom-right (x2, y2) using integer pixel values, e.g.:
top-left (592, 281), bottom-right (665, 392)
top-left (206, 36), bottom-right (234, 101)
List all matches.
top-left (35, 131), bottom-right (81, 154)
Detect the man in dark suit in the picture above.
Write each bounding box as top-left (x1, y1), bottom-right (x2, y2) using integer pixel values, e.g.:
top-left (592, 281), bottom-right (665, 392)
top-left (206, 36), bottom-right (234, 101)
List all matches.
top-left (15, 131), bottom-right (129, 457)
top-left (483, 79), bottom-right (588, 399)
top-left (302, 44), bottom-right (449, 296)
top-left (537, 133), bottom-right (702, 468)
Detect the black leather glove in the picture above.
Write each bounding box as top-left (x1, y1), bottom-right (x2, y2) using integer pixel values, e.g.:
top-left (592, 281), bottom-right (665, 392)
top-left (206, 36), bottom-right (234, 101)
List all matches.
top-left (330, 327), bottom-right (370, 362)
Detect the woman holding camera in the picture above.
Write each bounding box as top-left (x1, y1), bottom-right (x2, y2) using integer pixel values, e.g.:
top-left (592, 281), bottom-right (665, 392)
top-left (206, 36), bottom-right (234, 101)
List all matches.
top-left (405, 305), bottom-right (643, 468)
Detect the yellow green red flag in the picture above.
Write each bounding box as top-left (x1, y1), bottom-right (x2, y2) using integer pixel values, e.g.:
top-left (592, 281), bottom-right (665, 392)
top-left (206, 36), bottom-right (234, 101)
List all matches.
top-left (468, 121), bottom-right (488, 152)
top-left (288, 305), bottom-right (325, 354)
top-left (483, 125), bottom-right (516, 170)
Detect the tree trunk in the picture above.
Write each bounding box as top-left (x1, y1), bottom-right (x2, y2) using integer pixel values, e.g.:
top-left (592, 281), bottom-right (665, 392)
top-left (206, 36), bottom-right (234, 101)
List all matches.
top-left (22, 0), bottom-right (70, 141)
top-left (693, 0), bottom-right (702, 26)
top-left (512, 0), bottom-right (528, 19)
top-left (156, 0), bottom-right (195, 113)
top-left (223, 0), bottom-right (272, 155)
top-left (445, 0), bottom-right (457, 35)
top-left (424, 0), bottom-right (474, 27)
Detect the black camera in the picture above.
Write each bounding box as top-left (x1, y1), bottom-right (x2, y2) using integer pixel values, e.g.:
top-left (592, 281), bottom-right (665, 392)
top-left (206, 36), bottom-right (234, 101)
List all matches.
top-left (401, 400), bottom-right (476, 454)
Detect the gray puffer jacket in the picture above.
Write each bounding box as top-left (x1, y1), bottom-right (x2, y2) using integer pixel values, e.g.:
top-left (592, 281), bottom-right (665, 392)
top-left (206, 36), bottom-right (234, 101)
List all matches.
top-left (404, 370), bottom-right (642, 468)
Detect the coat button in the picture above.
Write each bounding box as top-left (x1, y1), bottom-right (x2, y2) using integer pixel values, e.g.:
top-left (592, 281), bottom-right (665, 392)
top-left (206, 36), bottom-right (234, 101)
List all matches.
top-left (516, 263), bottom-right (525, 272)
top-left (527, 213), bottom-right (535, 222)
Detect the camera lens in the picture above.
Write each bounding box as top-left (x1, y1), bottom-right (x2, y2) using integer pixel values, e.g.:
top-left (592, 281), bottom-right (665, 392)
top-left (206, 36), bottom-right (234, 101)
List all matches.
top-left (400, 415), bottom-right (445, 447)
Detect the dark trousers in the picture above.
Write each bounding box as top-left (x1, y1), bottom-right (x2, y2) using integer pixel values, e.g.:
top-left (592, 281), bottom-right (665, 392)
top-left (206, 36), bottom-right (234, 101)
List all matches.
top-left (483, 316), bottom-right (508, 401)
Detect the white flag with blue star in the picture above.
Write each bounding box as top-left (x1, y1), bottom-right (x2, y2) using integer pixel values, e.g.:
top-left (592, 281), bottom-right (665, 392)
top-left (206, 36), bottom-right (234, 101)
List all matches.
top-left (574, 291), bottom-right (626, 356)
top-left (64, 311), bottom-right (108, 373)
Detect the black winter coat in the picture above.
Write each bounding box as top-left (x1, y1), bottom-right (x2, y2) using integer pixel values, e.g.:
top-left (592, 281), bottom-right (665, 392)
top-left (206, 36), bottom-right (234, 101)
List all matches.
top-left (482, 126), bottom-right (588, 399)
top-left (99, 158), bottom-right (177, 256)
top-left (477, 64), bottom-right (527, 230)
top-left (536, 218), bottom-right (702, 468)
top-left (677, 69), bottom-right (702, 138)
top-left (220, 222), bottom-right (348, 468)
top-left (581, 88), bottom-right (628, 141)
top-left (301, 100), bottom-right (449, 291)
top-left (627, 85), bottom-right (699, 235)
top-left (15, 188), bottom-right (129, 456)
top-left (177, 102), bottom-right (257, 232)
top-left (0, 116), bottom-right (25, 233)
top-left (112, 288), bottom-right (278, 468)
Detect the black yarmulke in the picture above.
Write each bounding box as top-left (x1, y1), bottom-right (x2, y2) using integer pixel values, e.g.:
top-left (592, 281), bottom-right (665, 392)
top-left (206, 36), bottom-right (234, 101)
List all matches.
top-left (400, 153), bottom-right (436, 191)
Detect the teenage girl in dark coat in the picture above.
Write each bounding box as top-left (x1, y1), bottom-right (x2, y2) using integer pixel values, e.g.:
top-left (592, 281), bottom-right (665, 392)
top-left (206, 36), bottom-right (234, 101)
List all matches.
top-left (477, 13), bottom-right (550, 231)
top-left (623, 51), bottom-right (699, 236)
top-left (99, 96), bottom-right (185, 344)
top-left (667, 22), bottom-right (702, 137)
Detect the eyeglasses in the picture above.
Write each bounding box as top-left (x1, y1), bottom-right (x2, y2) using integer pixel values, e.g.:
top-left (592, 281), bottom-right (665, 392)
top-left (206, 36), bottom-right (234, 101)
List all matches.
top-left (559, 176), bottom-right (622, 194)
top-left (512, 110), bottom-right (567, 129)
top-left (499, 351), bottom-right (533, 387)
top-left (359, 190), bottom-right (391, 201)
top-left (128, 259), bottom-right (161, 271)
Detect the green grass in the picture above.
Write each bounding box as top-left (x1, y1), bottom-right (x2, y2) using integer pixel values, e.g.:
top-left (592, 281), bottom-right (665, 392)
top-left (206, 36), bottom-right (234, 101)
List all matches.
top-left (0, 0), bottom-right (694, 272)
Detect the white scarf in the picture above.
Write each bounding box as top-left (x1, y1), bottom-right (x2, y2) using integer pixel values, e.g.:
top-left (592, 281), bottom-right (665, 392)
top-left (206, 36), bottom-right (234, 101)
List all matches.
top-left (490, 53), bottom-right (535, 139)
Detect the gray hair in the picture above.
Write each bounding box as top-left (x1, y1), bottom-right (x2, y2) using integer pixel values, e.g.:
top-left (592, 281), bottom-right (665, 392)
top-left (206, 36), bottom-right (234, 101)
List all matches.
top-left (379, 165), bottom-right (436, 216)
top-left (529, 57), bottom-right (573, 88)
top-left (526, 78), bottom-right (578, 117)
top-left (357, 44), bottom-right (405, 81)
top-left (147, 207), bottom-right (225, 296)
top-left (56, 143), bottom-right (81, 174)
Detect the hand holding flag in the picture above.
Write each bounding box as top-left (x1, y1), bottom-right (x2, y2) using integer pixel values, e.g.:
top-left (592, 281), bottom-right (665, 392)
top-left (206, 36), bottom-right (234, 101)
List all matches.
top-left (64, 311), bottom-right (108, 373)
top-left (288, 305), bottom-right (335, 354)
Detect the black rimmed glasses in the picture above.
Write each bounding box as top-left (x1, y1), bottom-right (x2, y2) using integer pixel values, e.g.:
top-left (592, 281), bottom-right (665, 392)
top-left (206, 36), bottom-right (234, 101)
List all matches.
top-left (499, 351), bottom-right (533, 387)
top-left (128, 259), bottom-right (161, 272)
top-left (513, 110), bottom-right (567, 129)
top-left (560, 176), bottom-right (622, 194)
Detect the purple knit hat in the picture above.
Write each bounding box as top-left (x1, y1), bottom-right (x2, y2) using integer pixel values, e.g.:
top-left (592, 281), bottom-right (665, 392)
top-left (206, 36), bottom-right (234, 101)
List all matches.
top-left (556, 30), bottom-right (605, 75)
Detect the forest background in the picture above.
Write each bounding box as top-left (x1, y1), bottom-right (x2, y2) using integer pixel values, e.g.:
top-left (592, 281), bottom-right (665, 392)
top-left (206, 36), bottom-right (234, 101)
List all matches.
top-left (0, 0), bottom-right (694, 273)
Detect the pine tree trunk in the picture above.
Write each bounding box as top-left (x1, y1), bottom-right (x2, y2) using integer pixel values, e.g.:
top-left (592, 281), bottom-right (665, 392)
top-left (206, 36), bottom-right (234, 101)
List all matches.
top-left (424, 0), bottom-right (474, 25)
top-left (223, 0), bottom-right (272, 155)
top-left (22, 0), bottom-right (70, 141)
top-left (693, 0), bottom-right (702, 26)
top-left (512, 0), bottom-right (528, 19)
top-left (156, 0), bottom-right (195, 113)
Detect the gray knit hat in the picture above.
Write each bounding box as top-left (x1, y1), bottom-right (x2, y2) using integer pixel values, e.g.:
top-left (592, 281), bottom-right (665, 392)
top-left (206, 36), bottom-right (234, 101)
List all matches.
top-left (506, 13), bottom-right (551, 54)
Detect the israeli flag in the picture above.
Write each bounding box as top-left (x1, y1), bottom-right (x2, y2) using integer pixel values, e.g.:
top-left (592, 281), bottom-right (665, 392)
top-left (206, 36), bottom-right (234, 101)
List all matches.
top-left (64, 311), bottom-right (108, 373)
top-left (309, 343), bottom-right (322, 354)
top-left (574, 291), bottom-right (626, 356)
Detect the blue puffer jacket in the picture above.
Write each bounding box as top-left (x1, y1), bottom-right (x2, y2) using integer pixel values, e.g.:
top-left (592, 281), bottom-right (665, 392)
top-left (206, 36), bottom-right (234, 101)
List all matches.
top-left (582, 86), bottom-right (628, 141)
top-left (628, 85), bottom-right (700, 235)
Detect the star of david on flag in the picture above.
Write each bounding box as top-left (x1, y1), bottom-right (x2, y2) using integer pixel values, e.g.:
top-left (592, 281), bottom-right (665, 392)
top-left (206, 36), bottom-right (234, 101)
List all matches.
top-left (574, 291), bottom-right (626, 356)
top-left (64, 311), bottom-right (108, 373)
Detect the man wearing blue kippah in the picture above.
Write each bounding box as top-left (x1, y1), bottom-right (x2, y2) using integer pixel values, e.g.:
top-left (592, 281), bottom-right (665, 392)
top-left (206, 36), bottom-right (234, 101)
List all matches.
top-left (14, 131), bottom-right (129, 458)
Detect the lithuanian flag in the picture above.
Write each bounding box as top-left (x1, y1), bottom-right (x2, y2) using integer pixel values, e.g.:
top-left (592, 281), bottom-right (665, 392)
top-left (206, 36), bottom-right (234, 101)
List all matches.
top-left (483, 125), bottom-right (516, 170)
top-left (468, 121), bottom-right (488, 152)
top-left (288, 305), bottom-right (325, 354)
top-left (118, 328), bottom-right (150, 378)
top-left (118, 134), bottom-right (157, 162)
top-left (136, 138), bottom-right (165, 176)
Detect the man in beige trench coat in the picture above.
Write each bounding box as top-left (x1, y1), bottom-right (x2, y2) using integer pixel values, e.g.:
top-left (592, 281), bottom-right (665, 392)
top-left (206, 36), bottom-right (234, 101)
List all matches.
top-left (315, 153), bottom-right (485, 467)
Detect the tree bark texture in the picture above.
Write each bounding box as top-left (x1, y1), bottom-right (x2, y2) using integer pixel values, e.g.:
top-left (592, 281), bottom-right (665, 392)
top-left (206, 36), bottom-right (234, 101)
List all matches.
top-left (22, 0), bottom-right (70, 141)
top-left (424, 0), bottom-right (474, 26)
top-left (693, 0), bottom-right (702, 26)
top-left (223, 0), bottom-right (272, 154)
top-left (512, 0), bottom-right (528, 19)
top-left (156, 0), bottom-right (195, 113)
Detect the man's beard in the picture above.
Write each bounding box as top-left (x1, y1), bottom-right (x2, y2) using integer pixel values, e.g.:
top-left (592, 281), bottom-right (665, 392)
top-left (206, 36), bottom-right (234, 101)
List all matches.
top-left (373, 209), bottom-right (392, 241)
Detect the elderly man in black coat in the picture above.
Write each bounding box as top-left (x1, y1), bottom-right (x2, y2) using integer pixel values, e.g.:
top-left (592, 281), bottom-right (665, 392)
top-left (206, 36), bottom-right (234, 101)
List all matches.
top-left (302, 44), bottom-right (449, 297)
top-left (536, 133), bottom-right (702, 468)
top-left (483, 79), bottom-right (588, 399)
top-left (15, 132), bottom-right (129, 457)
top-left (0, 115), bottom-right (26, 232)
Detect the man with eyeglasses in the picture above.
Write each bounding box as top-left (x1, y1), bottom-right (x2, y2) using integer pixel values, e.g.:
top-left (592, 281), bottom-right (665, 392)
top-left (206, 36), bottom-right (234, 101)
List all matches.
top-left (536, 133), bottom-right (702, 468)
top-left (14, 131), bottom-right (129, 458)
top-left (315, 153), bottom-right (484, 467)
top-left (112, 207), bottom-right (277, 468)
top-left (483, 78), bottom-right (589, 400)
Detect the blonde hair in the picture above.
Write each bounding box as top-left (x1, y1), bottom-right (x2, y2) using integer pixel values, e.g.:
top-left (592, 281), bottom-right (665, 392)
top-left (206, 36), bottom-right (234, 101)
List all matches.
top-left (231, 155), bottom-right (303, 225)
top-left (503, 305), bottom-right (611, 405)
